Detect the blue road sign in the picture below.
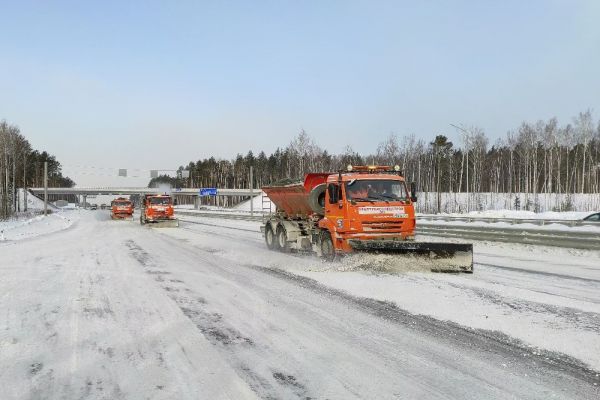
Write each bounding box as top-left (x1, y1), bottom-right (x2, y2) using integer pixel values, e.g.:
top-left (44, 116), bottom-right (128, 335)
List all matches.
top-left (200, 188), bottom-right (218, 196)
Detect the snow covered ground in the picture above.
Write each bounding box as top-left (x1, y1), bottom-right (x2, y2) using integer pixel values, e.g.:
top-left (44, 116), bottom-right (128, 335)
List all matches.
top-left (1, 210), bottom-right (599, 399)
top-left (421, 209), bottom-right (595, 220)
top-left (415, 192), bottom-right (600, 213)
top-left (175, 215), bottom-right (600, 372)
top-left (417, 218), bottom-right (600, 234)
top-left (233, 192), bottom-right (272, 212)
top-left (0, 210), bottom-right (79, 241)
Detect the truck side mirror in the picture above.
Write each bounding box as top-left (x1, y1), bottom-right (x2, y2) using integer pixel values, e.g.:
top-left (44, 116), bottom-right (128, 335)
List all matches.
top-left (410, 182), bottom-right (418, 202)
top-left (328, 184), bottom-right (339, 204)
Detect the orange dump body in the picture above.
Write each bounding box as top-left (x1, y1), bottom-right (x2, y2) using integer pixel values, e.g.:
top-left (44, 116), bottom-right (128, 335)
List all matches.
top-left (262, 173), bottom-right (329, 216)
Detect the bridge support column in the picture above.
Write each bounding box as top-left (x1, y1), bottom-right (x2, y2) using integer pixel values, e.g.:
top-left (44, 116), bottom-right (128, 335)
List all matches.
top-left (83, 195), bottom-right (87, 209)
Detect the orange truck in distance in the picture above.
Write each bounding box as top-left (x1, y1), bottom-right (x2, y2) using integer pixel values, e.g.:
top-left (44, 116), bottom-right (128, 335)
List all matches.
top-left (140, 194), bottom-right (179, 227)
top-left (261, 165), bottom-right (473, 272)
top-left (111, 197), bottom-right (134, 220)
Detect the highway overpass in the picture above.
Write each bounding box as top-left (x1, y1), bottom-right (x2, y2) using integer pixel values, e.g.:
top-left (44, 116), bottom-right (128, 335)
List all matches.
top-left (28, 187), bottom-right (262, 210)
top-left (29, 187), bottom-right (261, 197)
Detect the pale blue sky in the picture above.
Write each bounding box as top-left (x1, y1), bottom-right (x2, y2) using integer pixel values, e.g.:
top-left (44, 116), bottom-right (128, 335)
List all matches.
top-left (1, 0), bottom-right (599, 185)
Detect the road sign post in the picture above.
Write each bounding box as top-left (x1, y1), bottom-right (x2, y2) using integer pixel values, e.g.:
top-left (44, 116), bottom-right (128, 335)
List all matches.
top-left (249, 166), bottom-right (254, 217)
top-left (44, 161), bottom-right (48, 216)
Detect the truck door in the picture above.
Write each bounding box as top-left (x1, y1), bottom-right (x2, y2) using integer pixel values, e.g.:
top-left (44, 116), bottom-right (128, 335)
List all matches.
top-left (325, 183), bottom-right (346, 231)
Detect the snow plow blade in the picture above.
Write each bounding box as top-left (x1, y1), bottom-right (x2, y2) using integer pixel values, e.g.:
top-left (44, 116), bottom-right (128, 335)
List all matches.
top-left (112, 215), bottom-right (134, 220)
top-left (348, 240), bottom-right (473, 273)
top-left (149, 219), bottom-right (179, 228)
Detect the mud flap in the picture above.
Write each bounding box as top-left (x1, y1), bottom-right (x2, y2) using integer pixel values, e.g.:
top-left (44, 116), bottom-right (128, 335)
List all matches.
top-left (348, 240), bottom-right (473, 273)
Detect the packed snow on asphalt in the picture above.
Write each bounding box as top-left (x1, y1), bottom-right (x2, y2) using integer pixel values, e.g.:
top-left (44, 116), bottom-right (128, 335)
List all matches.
top-left (1, 209), bottom-right (599, 399)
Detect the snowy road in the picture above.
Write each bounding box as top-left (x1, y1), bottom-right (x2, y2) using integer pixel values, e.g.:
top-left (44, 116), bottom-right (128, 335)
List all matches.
top-left (1, 211), bottom-right (599, 399)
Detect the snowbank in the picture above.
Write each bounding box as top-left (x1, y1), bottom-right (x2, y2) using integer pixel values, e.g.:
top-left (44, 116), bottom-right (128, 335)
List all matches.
top-left (425, 209), bottom-right (593, 220)
top-left (416, 192), bottom-right (600, 214)
top-left (233, 191), bottom-right (272, 212)
top-left (0, 210), bottom-right (78, 241)
top-left (16, 188), bottom-right (58, 211)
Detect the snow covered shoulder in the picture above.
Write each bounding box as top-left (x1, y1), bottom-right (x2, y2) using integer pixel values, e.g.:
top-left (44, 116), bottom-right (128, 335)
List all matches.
top-left (0, 210), bottom-right (78, 241)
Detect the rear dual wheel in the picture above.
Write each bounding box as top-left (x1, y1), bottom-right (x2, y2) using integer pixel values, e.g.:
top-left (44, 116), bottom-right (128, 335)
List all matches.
top-left (265, 224), bottom-right (277, 250)
top-left (276, 225), bottom-right (290, 253)
top-left (264, 223), bottom-right (290, 253)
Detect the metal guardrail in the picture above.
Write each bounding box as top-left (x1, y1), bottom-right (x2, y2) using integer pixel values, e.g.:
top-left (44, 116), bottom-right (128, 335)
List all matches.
top-left (175, 210), bottom-right (600, 250)
top-left (416, 224), bottom-right (600, 250)
top-left (176, 210), bottom-right (264, 222)
top-left (417, 214), bottom-right (599, 227)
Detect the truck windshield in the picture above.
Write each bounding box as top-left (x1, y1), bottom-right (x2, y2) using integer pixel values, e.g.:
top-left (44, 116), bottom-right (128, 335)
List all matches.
top-left (150, 198), bottom-right (171, 205)
top-left (114, 201), bottom-right (130, 206)
top-left (345, 179), bottom-right (408, 201)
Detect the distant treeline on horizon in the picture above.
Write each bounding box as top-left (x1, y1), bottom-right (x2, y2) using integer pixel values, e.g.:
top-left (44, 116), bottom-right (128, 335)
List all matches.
top-left (0, 119), bottom-right (74, 219)
top-left (150, 109), bottom-right (600, 212)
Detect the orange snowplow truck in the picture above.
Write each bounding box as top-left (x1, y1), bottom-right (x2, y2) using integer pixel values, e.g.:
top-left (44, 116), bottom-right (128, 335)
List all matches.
top-left (261, 166), bottom-right (473, 272)
top-left (111, 197), bottom-right (134, 220)
top-left (140, 194), bottom-right (179, 227)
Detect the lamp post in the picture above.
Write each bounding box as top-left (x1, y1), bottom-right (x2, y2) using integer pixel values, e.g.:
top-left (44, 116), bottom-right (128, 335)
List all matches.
top-left (450, 124), bottom-right (470, 213)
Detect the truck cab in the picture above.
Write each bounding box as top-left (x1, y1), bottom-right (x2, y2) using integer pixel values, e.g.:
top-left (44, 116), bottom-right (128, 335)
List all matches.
top-left (318, 166), bottom-right (417, 252)
top-left (111, 197), bottom-right (134, 220)
top-left (140, 194), bottom-right (178, 227)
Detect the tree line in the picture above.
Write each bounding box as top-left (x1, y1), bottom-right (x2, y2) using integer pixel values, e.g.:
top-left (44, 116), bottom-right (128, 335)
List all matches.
top-left (0, 120), bottom-right (75, 219)
top-left (156, 110), bottom-right (600, 212)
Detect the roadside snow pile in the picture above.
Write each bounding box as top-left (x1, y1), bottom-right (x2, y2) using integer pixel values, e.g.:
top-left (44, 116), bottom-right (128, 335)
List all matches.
top-left (16, 188), bottom-right (56, 211)
top-left (431, 209), bottom-right (593, 220)
top-left (417, 219), bottom-right (600, 233)
top-left (415, 192), bottom-right (600, 213)
top-left (234, 192), bottom-right (272, 212)
top-left (174, 204), bottom-right (196, 210)
top-left (0, 211), bottom-right (78, 241)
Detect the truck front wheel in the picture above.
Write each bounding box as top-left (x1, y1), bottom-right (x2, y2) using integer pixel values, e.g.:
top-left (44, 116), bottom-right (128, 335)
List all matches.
top-left (320, 232), bottom-right (335, 261)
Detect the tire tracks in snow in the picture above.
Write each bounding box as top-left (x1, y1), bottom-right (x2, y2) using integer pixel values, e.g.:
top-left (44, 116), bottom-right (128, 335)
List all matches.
top-left (180, 219), bottom-right (600, 338)
top-left (126, 236), bottom-right (600, 400)
top-left (478, 262), bottom-right (600, 284)
top-left (124, 239), bottom-right (311, 400)
top-left (440, 277), bottom-right (600, 334)
top-left (247, 264), bottom-right (600, 384)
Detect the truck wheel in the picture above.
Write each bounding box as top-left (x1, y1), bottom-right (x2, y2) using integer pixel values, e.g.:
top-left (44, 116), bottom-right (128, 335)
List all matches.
top-left (265, 224), bottom-right (276, 250)
top-left (321, 232), bottom-right (335, 261)
top-left (276, 225), bottom-right (290, 252)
